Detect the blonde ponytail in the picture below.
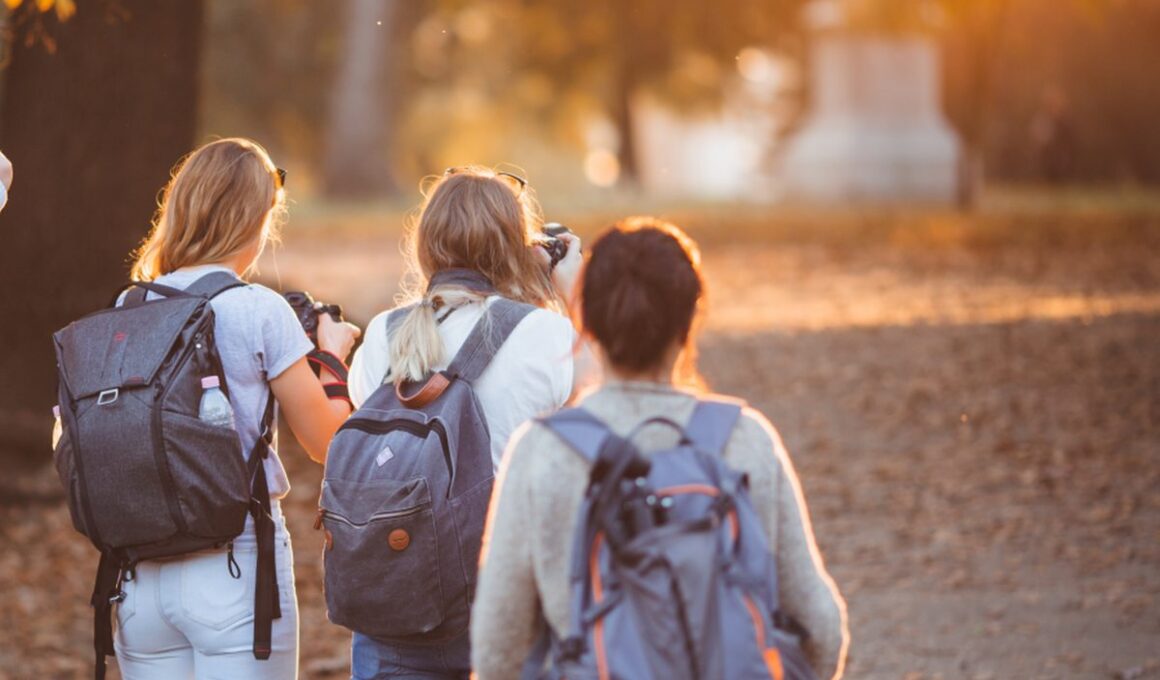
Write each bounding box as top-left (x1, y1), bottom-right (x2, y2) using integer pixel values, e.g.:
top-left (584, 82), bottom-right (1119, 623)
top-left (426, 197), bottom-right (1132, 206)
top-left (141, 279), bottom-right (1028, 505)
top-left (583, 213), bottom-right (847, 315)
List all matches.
top-left (387, 285), bottom-right (489, 383)
top-left (388, 165), bottom-right (559, 383)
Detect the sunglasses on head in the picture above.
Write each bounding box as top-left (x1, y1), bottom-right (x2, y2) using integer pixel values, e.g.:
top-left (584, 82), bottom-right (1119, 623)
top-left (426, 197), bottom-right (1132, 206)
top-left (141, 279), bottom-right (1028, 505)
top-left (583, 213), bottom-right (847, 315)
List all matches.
top-left (443, 167), bottom-right (526, 195)
top-left (275, 167), bottom-right (287, 188)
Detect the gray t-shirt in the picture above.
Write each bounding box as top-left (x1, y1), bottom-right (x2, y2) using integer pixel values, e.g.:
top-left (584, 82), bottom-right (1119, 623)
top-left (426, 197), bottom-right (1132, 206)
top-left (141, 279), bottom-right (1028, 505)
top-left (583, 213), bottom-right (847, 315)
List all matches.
top-left (142, 264), bottom-right (313, 543)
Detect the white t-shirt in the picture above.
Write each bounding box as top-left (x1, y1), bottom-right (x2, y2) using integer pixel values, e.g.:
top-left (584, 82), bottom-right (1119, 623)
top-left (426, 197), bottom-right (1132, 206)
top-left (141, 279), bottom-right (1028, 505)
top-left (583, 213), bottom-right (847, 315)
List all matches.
top-left (349, 297), bottom-right (575, 470)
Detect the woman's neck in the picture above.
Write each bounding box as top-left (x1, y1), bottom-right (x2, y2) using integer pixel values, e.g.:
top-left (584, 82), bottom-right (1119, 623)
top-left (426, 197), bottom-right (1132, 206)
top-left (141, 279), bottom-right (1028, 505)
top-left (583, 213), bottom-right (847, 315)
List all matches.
top-left (606, 366), bottom-right (674, 385)
top-left (601, 343), bottom-right (682, 386)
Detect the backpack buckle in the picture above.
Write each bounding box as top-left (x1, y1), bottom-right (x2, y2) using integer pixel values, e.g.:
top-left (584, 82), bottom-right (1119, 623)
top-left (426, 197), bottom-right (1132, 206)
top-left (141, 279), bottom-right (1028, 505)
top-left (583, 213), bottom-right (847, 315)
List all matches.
top-left (560, 636), bottom-right (585, 660)
top-left (97, 389), bottom-right (119, 406)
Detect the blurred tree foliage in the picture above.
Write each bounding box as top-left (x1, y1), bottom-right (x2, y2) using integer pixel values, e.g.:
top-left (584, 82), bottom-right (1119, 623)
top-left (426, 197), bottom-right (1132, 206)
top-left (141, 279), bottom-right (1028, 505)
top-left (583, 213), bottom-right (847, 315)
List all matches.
top-left (202, 0), bottom-right (809, 191)
top-left (460, 0), bottom-right (808, 183)
top-left (201, 1), bottom-right (342, 191)
top-left (944, 0), bottom-right (1160, 184)
top-left (2, 0), bottom-right (74, 22)
top-left (200, 0), bottom-right (1160, 194)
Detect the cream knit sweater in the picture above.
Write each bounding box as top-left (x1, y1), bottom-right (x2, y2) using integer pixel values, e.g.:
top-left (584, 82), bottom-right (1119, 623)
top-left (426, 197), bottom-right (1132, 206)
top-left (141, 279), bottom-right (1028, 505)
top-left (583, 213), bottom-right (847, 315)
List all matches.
top-left (471, 381), bottom-right (849, 679)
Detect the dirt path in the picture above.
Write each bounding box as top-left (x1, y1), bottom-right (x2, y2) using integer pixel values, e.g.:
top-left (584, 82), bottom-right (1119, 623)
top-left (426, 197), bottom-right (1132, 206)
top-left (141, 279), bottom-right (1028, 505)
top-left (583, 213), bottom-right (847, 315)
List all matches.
top-left (2, 225), bottom-right (1157, 679)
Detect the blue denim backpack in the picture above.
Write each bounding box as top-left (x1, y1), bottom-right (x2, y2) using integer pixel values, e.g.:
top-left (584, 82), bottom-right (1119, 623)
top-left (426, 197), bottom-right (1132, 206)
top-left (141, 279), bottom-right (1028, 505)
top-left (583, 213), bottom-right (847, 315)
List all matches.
top-left (319, 270), bottom-right (534, 643)
top-left (524, 399), bottom-right (818, 680)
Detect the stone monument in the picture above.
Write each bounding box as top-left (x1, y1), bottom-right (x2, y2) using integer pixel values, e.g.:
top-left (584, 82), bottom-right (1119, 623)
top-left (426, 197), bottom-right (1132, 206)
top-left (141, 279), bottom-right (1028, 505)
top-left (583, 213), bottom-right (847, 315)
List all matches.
top-left (779, 0), bottom-right (962, 203)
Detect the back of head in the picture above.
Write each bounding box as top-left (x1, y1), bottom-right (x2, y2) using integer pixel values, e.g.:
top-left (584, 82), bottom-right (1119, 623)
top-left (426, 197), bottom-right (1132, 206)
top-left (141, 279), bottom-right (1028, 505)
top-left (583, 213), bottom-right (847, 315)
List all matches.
top-left (389, 166), bottom-right (557, 383)
top-left (580, 216), bottom-right (705, 385)
top-left (132, 137), bottom-right (284, 281)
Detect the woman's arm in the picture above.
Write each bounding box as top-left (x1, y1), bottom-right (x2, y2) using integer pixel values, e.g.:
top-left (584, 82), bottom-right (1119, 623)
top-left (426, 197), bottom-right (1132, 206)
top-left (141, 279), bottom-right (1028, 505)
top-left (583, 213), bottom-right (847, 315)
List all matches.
top-left (271, 314), bottom-right (359, 463)
top-left (471, 423), bottom-right (543, 679)
top-left (270, 359), bottom-right (349, 463)
top-left (760, 419), bottom-right (849, 680)
top-left (730, 411), bottom-right (848, 679)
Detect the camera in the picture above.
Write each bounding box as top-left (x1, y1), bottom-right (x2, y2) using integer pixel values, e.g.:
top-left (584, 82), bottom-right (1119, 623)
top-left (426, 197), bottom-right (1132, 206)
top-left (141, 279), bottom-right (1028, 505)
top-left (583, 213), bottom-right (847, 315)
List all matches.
top-left (536, 222), bottom-right (574, 268)
top-left (283, 291), bottom-right (344, 347)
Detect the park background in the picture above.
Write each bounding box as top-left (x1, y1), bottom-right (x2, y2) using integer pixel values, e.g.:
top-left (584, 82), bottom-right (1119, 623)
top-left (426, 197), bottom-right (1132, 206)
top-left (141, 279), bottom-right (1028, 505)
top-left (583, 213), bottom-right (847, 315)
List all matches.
top-left (0, 0), bottom-right (1158, 677)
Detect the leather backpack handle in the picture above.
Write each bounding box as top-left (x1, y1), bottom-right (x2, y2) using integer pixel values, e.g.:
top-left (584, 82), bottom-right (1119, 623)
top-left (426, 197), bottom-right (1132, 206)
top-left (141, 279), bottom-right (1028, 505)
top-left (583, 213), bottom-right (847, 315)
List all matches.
top-left (395, 372), bottom-right (452, 409)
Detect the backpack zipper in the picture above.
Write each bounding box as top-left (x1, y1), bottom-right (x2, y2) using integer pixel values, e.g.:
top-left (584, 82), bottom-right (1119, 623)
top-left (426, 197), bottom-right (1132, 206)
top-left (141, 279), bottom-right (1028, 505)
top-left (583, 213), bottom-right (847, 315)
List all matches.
top-left (339, 418), bottom-right (454, 495)
top-left (151, 324), bottom-right (214, 537)
top-left (317, 505), bottom-right (425, 528)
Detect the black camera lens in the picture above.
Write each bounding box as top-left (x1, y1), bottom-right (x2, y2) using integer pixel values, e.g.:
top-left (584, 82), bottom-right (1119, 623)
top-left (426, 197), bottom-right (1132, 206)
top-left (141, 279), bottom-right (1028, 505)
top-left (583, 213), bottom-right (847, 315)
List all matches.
top-left (538, 222), bottom-right (575, 267)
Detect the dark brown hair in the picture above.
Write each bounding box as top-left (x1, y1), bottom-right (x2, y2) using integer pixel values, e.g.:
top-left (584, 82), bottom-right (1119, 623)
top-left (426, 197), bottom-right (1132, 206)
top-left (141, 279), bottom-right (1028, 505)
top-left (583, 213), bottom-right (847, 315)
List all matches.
top-left (579, 216), bottom-right (705, 383)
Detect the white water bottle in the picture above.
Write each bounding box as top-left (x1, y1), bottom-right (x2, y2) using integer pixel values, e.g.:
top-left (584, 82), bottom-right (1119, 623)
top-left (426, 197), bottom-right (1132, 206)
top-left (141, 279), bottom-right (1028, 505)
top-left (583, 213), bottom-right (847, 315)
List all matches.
top-left (52, 404), bottom-right (63, 449)
top-left (198, 376), bottom-right (235, 430)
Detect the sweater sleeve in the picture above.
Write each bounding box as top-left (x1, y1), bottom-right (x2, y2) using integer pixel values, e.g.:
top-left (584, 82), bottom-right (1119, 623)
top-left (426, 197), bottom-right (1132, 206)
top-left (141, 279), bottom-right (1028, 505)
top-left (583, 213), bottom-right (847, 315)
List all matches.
top-left (741, 411), bottom-right (850, 680)
top-left (471, 422), bottom-right (543, 679)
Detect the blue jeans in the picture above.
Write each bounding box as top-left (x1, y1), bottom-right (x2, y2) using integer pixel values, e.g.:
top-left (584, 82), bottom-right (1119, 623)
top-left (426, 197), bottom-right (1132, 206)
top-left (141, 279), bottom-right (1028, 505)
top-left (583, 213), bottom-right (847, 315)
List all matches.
top-left (351, 631), bottom-right (470, 680)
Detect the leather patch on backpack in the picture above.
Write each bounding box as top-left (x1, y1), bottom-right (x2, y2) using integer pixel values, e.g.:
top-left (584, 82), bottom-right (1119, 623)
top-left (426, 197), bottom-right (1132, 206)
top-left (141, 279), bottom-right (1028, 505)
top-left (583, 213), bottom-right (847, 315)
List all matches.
top-left (388, 529), bottom-right (410, 551)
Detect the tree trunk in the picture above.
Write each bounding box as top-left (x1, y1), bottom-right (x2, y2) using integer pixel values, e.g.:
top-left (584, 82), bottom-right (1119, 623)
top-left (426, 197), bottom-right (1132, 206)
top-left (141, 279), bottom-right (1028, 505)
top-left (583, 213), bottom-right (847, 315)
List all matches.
top-left (611, 62), bottom-right (640, 187)
top-left (0, 0), bottom-right (203, 458)
top-left (611, 10), bottom-right (641, 188)
top-left (952, 0), bottom-right (1012, 209)
top-left (322, 0), bottom-right (398, 198)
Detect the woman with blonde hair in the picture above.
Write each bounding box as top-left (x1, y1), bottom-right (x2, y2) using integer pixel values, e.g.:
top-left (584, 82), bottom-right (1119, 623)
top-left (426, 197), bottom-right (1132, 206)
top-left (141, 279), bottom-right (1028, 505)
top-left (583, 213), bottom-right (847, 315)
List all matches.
top-left (472, 217), bottom-right (849, 679)
top-left (346, 166), bottom-right (586, 679)
top-left (113, 137), bottom-right (360, 678)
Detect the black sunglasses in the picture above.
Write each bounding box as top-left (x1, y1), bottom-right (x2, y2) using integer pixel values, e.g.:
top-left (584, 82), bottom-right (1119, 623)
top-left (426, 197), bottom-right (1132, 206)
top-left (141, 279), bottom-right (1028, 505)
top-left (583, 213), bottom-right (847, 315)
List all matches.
top-left (276, 167), bottom-right (287, 188)
top-left (443, 167), bottom-right (526, 195)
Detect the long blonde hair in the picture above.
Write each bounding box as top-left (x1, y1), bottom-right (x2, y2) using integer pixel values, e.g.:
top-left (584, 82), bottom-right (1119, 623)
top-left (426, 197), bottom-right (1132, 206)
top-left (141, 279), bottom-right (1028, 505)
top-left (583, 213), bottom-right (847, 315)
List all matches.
top-left (131, 137), bottom-right (285, 281)
top-left (389, 166), bottom-right (559, 383)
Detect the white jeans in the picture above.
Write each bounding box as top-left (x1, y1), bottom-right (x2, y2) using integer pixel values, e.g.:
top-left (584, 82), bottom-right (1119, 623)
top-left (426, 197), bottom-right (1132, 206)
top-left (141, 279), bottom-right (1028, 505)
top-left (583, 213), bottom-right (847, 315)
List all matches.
top-left (114, 514), bottom-right (298, 680)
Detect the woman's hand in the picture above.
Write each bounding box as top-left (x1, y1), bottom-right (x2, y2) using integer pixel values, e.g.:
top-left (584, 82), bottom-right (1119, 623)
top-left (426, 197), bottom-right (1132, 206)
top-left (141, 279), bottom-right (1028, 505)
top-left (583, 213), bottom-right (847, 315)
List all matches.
top-left (546, 232), bottom-right (583, 300)
top-left (0, 150), bottom-right (12, 190)
top-left (316, 313), bottom-right (361, 362)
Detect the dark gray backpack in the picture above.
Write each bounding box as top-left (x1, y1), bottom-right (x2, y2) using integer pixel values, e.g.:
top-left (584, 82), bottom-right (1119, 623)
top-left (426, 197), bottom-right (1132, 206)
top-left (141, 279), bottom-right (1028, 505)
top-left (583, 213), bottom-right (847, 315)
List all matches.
top-left (318, 279), bottom-right (534, 643)
top-left (53, 272), bottom-right (281, 679)
top-left (524, 400), bottom-right (817, 680)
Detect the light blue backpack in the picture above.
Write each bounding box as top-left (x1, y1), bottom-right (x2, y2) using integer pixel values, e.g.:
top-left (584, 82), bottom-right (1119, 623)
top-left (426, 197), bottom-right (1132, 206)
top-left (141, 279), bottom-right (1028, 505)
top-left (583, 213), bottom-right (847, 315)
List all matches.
top-left (525, 399), bottom-right (818, 680)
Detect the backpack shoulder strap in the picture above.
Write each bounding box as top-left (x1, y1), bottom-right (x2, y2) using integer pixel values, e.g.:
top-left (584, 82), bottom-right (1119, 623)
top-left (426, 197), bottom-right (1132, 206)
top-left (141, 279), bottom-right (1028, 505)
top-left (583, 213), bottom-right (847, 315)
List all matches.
top-left (120, 286), bottom-right (147, 308)
top-left (185, 270), bottom-right (247, 299)
top-left (539, 407), bottom-right (611, 464)
top-left (116, 271), bottom-right (244, 308)
top-left (445, 298), bottom-right (536, 383)
top-left (116, 280), bottom-right (189, 305)
top-left (686, 397), bottom-right (744, 457)
top-left (384, 303), bottom-right (416, 338)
